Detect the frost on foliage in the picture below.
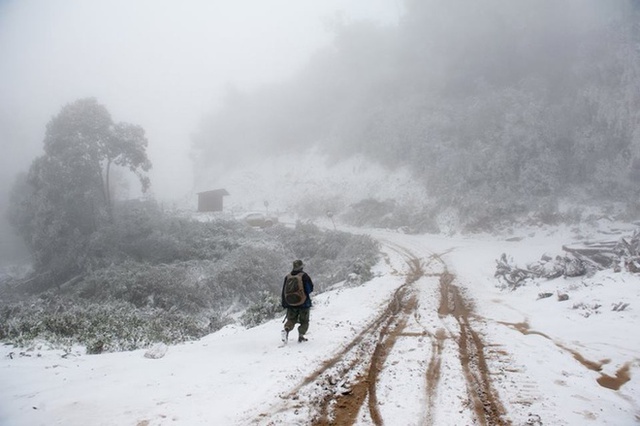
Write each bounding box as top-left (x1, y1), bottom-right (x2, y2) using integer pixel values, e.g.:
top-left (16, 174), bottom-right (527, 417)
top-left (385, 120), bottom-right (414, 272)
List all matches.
top-left (7, 99), bottom-right (152, 288)
top-left (144, 342), bottom-right (168, 359)
top-left (0, 296), bottom-right (225, 353)
top-left (1, 216), bottom-right (380, 351)
top-left (240, 291), bottom-right (282, 328)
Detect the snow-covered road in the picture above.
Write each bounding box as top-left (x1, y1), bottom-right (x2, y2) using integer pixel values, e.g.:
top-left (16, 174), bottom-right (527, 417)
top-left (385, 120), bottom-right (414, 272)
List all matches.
top-left (1, 229), bottom-right (638, 425)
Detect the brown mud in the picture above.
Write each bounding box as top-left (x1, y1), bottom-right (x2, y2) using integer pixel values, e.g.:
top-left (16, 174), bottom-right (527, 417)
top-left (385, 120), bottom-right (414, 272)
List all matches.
top-left (438, 268), bottom-right (510, 426)
top-left (256, 243), bottom-right (511, 425)
top-left (500, 320), bottom-right (634, 391)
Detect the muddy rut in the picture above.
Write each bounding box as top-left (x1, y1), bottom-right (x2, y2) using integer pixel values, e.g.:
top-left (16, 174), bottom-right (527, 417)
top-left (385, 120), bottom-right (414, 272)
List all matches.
top-left (254, 241), bottom-right (509, 425)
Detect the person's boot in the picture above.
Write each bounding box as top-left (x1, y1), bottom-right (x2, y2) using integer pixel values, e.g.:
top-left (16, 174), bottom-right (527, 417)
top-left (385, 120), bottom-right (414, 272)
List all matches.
top-left (298, 334), bottom-right (308, 343)
top-left (281, 329), bottom-right (289, 344)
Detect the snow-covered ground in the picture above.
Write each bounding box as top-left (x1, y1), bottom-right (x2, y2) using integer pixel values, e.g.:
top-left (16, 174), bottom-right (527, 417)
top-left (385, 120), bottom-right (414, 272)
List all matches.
top-left (192, 150), bottom-right (429, 217)
top-left (1, 223), bottom-right (639, 425)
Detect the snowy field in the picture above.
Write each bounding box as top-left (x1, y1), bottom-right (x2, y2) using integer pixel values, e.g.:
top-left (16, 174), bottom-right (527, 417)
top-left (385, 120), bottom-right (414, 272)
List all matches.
top-left (1, 223), bottom-right (639, 425)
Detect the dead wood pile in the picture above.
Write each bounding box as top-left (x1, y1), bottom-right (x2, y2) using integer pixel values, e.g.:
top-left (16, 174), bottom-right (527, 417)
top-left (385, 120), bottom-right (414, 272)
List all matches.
top-left (495, 229), bottom-right (640, 290)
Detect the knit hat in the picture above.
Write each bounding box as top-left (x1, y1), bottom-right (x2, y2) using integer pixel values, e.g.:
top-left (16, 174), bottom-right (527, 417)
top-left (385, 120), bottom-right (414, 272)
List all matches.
top-left (292, 259), bottom-right (304, 271)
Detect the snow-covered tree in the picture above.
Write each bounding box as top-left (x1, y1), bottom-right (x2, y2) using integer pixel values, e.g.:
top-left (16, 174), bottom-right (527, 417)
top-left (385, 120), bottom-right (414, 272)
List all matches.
top-left (8, 98), bottom-right (152, 285)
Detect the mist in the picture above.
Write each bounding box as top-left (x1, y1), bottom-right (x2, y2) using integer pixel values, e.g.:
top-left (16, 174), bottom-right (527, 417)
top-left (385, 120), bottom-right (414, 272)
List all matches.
top-left (0, 0), bottom-right (400, 195)
top-left (192, 0), bottom-right (640, 226)
top-left (2, 2), bottom-right (640, 422)
top-left (0, 0), bottom-right (401, 263)
top-left (2, 0), bottom-right (639, 263)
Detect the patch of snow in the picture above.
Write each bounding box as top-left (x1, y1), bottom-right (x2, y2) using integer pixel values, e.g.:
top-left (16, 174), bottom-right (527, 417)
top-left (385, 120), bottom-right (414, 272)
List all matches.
top-left (198, 149), bottom-right (429, 217)
top-left (1, 225), bottom-right (639, 425)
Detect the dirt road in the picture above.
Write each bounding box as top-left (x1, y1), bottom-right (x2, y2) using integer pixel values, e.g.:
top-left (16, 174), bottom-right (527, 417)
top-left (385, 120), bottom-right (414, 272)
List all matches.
top-left (252, 238), bottom-right (511, 425)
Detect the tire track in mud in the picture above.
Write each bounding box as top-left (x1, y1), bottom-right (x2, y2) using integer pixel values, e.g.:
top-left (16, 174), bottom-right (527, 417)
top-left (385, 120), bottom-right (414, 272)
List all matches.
top-left (424, 327), bottom-right (446, 423)
top-left (437, 266), bottom-right (509, 426)
top-left (254, 240), bottom-right (509, 425)
top-left (310, 254), bottom-right (423, 425)
top-left (382, 244), bottom-right (509, 426)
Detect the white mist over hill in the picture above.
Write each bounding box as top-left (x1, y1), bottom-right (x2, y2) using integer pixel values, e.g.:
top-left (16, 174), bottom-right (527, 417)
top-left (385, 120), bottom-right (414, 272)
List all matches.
top-left (193, 150), bottom-right (429, 218)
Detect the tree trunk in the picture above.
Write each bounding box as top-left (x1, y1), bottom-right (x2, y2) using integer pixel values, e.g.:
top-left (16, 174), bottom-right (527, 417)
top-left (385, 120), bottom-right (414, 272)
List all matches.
top-left (104, 158), bottom-right (113, 221)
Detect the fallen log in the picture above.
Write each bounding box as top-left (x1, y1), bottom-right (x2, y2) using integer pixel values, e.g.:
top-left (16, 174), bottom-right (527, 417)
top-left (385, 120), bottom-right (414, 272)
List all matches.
top-left (562, 246), bottom-right (610, 270)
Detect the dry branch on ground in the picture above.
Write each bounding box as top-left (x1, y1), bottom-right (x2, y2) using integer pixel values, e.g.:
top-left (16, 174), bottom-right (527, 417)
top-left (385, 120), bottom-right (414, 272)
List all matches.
top-left (495, 228), bottom-right (640, 290)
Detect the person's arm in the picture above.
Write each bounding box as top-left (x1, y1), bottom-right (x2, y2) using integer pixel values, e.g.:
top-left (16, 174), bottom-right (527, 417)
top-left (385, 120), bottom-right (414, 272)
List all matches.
top-left (281, 276), bottom-right (287, 307)
top-left (304, 273), bottom-right (314, 294)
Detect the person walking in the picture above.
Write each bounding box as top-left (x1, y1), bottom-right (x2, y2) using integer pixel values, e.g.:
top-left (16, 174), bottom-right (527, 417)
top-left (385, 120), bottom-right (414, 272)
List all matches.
top-left (281, 259), bottom-right (314, 343)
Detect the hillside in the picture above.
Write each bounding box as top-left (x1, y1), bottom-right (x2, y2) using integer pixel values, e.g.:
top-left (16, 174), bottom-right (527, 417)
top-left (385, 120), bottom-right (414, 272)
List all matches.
top-left (1, 224), bottom-right (638, 425)
top-left (192, 1), bottom-right (640, 222)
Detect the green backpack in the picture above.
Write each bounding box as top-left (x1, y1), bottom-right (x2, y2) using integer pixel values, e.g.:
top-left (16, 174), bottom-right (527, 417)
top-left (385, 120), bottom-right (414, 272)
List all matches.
top-left (284, 273), bottom-right (307, 306)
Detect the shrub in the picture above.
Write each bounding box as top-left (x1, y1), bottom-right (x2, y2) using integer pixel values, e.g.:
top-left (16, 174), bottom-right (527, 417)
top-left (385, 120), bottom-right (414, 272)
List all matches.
top-left (269, 222), bottom-right (379, 292)
top-left (240, 291), bottom-right (283, 328)
top-left (2, 207), bottom-right (381, 350)
top-left (0, 295), bottom-right (228, 353)
top-left (340, 198), bottom-right (439, 233)
top-left (78, 261), bottom-right (215, 313)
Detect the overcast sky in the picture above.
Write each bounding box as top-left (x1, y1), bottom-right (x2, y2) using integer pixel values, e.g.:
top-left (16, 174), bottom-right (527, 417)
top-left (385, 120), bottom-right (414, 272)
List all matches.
top-left (0, 0), bottom-right (402, 200)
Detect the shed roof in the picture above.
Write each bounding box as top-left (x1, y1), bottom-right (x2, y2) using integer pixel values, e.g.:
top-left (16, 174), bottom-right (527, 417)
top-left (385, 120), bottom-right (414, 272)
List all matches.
top-left (197, 189), bottom-right (230, 197)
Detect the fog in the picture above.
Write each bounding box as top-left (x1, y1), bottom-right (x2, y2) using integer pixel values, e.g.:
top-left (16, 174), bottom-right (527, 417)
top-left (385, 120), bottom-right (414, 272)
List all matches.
top-left (0, 0), bottom-right (401, 199)
top-left (1, 3), bottom-right (639, 423)
top-left (2, 0), bottom-right (639, 265)
top-left (191, 0), bottom-right (639, 212)
top-left (0, 0), bottom-right (401, 262)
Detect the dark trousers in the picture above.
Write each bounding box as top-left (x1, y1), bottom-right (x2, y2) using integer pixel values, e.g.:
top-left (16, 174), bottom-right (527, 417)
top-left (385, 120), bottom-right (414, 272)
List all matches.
top-left (284, 307), bottom-right (310, 336)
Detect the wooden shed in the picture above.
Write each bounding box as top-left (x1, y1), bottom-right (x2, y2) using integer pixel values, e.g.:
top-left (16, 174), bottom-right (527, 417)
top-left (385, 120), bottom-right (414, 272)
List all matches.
top-left (197, 188), bottom-right (229, 212)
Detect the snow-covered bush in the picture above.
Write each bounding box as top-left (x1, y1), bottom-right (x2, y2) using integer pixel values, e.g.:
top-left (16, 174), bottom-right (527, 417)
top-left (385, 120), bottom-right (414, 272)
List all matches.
top-left (89, 202), bottom-right (248, 266)
top-left (1, 213), bottom-right (381, 350)
top-left (268, 222), bottom-right (379, 293)
top-left (342, 199), bottom-right (395, 227)
top-left (340, 198), bottom-right (439, 233)
top-left (208, 245), bottom-right (289, 306)
top-left (0, 295), bottom-right (228, 353)
top-left (240, 291), bottom-right (282, 328)
top-left (461, 201), bottom-right (530, 234)
top-left (78, 261), bottom-right (215, 313)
